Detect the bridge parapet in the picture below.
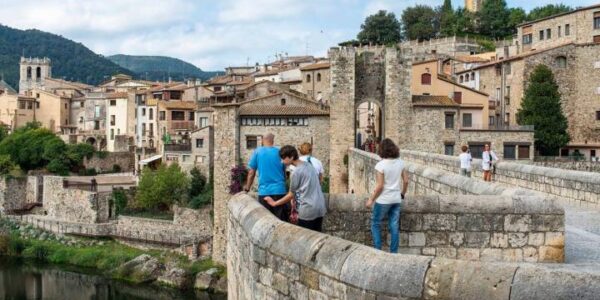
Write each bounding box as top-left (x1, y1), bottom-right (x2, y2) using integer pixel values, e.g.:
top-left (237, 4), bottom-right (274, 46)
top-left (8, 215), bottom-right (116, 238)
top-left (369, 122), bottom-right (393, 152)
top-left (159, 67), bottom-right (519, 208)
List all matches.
top-left (227, 193), bottom-right (599, 299)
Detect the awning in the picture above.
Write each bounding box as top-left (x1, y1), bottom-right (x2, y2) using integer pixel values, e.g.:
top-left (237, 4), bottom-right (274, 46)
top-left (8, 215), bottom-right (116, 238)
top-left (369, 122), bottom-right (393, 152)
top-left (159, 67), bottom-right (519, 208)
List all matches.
top-left (140, 154), bottom-right (162, 165)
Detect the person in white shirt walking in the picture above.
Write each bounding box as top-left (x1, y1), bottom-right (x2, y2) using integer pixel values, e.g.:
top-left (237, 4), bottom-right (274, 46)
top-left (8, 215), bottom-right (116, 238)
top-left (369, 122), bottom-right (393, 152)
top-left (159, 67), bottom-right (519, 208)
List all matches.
top-left (366, 139), bottom-right (409, 253)
top-left (458, 145), bottom-right (472, 177)
top-left (482, 144), bottom-right (499, 182)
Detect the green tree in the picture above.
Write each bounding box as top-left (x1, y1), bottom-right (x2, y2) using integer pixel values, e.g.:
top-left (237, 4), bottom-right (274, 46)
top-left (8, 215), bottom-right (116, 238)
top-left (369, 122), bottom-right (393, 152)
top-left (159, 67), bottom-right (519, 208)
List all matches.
top-left (438, 0), bottom-right (455, 37)
top-left (527, 4), bottom-right (572, 22)
top-left (136, 164), bottom-right (190, 210)
top-left (401, 5), bottom-right (438, 41)
top-left (357, 10), bottom-right (402, 45)
top-left (189, 167), bottom-right (207, 198)
top-left (450, 8), bottom-right (476, 36)
top-left (477, 0), bottom-right (511, 39)
top-left (508, 8), bottom-right (527, 34)
top-left (0, 126), bottom-right (8, 144)
top-left (0, 155), bottom-right (16, 175)
top-left (517, 65), bottom-right (569, 156)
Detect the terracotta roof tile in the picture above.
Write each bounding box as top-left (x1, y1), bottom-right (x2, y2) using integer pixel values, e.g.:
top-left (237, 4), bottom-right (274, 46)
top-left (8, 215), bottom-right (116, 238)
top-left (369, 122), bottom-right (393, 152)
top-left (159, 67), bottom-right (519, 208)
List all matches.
top-left (106, 92), bottom-right (128, 99)
top-left (300, 62), bottom-right (330, 71)
top-left (239, 105), bottom-right (328, 116)
top-left (159, 100), bottom-right (197, 110)
top-left (412, 95), bottom-right (459, 107)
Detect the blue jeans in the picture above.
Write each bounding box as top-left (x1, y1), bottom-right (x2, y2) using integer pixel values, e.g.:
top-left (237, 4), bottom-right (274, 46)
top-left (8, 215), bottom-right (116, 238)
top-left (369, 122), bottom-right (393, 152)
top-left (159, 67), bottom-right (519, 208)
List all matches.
top-left (371, 202), bottom-right (401, 253)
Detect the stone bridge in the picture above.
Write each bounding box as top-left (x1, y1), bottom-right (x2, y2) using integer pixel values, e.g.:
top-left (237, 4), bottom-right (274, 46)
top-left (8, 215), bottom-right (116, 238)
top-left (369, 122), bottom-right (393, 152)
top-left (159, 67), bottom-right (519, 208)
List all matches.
top-left (222, 148), bottom-right (600, 299)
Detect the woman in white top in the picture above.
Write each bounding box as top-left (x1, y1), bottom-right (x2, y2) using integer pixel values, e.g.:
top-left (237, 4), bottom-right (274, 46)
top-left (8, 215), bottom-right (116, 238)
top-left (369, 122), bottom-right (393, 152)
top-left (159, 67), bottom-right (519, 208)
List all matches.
top-left (482, 144), bottom-right (499, 182)
top-left (366, 139), bottom-right (409, 253)
top-left (458, 145), bottom-right (472, 177)
top-left (298, 143), bottom-right (324, 183)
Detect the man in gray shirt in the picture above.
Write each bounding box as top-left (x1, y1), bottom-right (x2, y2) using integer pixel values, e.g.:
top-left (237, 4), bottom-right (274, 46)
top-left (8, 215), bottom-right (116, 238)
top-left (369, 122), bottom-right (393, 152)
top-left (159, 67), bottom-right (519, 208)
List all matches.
top-left (264, 145), bottom-right (327, 231)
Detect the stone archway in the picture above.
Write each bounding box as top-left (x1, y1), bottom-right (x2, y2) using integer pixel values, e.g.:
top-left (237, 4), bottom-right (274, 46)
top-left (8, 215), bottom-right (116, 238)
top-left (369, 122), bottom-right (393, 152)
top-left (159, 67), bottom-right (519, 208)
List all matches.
top-left (86, 137), bottom-right (96, 147)
top-left (355, 100), bottom-right (383, 152)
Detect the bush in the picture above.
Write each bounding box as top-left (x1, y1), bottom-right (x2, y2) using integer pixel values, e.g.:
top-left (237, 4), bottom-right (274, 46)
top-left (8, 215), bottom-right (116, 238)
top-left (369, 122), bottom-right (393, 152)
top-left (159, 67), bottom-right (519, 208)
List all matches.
top-left (0, 235), bottom-right (9, 255)
top-left (24, 243), bottom-right (50, 261)
top-left (189, 186), bottom-right (212, 209)
top-left (113, 189), bottom-right (128, 215)
top-left (0, 154), bottom-right (17, 175)
top-left (8, 235), bottom-right (25, 256)
top-left (228, 165), bottom-right (247, 195)
top-left (136, 164), bottom-right (190, 209)
top-left (189, 167), bottom-right (206, 198)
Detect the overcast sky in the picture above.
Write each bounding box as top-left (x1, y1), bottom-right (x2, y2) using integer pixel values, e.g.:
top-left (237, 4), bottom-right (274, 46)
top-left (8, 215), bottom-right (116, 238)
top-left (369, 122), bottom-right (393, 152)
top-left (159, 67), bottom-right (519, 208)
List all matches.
top-left (0, 0), bottom-right (593, 71)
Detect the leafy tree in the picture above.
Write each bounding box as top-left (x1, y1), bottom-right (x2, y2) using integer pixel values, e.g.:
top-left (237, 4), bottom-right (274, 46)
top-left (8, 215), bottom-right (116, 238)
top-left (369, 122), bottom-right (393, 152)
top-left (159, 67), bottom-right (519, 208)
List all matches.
top-left (0, 126), bottom-right (8, 144)
top-left (517, 65), bottom-right (569, 156)
top-left (189, 167), bottom-right (207, 198)
top-left (438, 0), bottom-right (455, 37)
top-left (508, 8), bottom-right (527, 34)
top-left (136, 164), bottom-right (190, 210)
top-left (401, 5), bottom-right (438, 41)
top-left (527, 4), bottom-right (572, 22)
top-left (477, 0), bottom-right (511, 39)
top-left (0, 155), bottom-right (17, 175)
top-left (450, 8), bottom-right (476, 36)
top-left (357, 10), bottom-right (402, 45)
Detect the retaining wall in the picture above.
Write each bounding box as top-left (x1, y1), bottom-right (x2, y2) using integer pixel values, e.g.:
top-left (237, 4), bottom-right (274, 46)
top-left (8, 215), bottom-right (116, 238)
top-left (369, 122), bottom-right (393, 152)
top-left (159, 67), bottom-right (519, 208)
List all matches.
top-left (324, 194), bottom-right (564, 263)
top-left (228, 193), bottom-right (600, 300)
top-left (0, 177), bottom-right (28, 214)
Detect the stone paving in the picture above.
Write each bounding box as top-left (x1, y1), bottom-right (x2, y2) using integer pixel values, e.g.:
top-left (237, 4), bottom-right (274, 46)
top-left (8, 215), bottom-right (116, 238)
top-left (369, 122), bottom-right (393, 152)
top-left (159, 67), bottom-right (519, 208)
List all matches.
top-left (564, 205), bottom-right (600, 264)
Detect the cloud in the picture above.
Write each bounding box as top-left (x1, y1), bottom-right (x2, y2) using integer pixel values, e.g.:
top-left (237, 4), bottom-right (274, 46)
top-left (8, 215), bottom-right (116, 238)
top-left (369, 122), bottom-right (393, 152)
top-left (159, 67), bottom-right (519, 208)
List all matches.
top-left (217, 0), bottom-right (311, 23)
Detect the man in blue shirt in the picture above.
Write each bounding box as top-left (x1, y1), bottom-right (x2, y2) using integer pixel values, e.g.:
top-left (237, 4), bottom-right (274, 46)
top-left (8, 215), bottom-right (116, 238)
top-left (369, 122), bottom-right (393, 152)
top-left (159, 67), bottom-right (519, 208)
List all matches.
top-left (243, 133), bottom-right (289, 221)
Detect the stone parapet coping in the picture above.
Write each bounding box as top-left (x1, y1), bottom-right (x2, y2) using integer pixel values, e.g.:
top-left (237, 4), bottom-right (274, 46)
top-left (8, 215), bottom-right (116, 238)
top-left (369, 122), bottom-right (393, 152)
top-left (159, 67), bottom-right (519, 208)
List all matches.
top-left (228, 193), bottom-right (600, 299)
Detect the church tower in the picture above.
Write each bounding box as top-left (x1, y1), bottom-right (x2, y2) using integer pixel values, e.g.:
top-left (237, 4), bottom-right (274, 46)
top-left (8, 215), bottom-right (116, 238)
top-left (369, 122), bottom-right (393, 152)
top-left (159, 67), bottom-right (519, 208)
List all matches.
top-left (19, 57), bottom-right (52, 94)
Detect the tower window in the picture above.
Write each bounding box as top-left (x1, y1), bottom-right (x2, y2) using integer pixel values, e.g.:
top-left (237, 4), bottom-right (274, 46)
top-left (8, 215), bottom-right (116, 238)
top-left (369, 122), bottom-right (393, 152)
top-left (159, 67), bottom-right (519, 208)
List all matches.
top-left (421, 73), bottom-right (432, 85)
top-left (36, 67), bottom-right (41, 80)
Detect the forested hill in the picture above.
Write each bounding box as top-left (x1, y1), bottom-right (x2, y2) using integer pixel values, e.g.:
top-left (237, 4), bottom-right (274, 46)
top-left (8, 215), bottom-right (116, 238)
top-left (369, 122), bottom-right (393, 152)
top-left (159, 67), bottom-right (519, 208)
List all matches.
top-left (0, 24), bottom-right (133, 89)
top-left (108, 54), bottom-right (222, 82)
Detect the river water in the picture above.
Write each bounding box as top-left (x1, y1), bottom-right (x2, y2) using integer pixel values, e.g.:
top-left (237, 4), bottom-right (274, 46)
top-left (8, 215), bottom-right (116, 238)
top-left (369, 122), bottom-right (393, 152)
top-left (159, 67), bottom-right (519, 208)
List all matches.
top-left (0, 257), bottom-right (225, 300)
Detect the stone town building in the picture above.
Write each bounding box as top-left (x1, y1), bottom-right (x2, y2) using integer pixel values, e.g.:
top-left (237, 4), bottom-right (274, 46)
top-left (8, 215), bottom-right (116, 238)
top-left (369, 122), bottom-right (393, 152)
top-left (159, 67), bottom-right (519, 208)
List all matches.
top-left (517, 4), bottom-right (600, 53)
top-left (0, 93), bottom-right (37, 130)
top-left (459, 42), bottom-right (600, 159)
top-left (105, 92), bottom-right (135, 152)
top-left (411, 59), bottom-right (491, 130)
top-left (19, 57), bottom-right (52, 94)
top-left (465, 0), bottom-right (484, 13)
top-left (327, 45), bottom-right (534, 194)
top-left (135, 92), bottom-right (158, 161)
top-left (299, 62), bottom-right (330, 103)
top-left (163, 126), bottom-right (214, 177)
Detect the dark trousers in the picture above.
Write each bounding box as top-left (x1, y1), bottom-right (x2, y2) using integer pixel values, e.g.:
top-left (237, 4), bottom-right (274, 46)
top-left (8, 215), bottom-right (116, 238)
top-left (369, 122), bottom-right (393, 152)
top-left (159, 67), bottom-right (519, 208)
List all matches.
top-left (298, 217), bottom-right (323, 232)
top-left (258, 194), bottom-right (290, 222)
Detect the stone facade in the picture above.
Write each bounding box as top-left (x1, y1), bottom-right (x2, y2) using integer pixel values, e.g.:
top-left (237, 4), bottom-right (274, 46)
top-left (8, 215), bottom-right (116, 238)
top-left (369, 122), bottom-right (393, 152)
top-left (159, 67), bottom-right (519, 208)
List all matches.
top-left (227, 193), bottom-right (600, 299)
top-left (83, 151), bottom-right (134, 173)
top-left (516, 5), bottom-right (600, 53)
top-left (325, 194), bottom-right (564, 263)
top-left (43, 176), bottom-right (111, 223)
top-left (0, 177), bottom-right (28, 214)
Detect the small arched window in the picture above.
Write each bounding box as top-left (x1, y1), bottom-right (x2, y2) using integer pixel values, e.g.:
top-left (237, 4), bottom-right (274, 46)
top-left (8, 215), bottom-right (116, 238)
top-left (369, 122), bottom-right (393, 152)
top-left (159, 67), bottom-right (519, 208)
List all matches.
top-left (421, 73), bottom-right (432, 85)
top-left (459, 75), bottom-right (464, 83)
top-left (555, 56), bottom-right (567, 68)
top-left (36, 67), bottom-right (41, 80)
top-left (306, 74), bottom-right (311, 83)
top-left (149, 139), bottom-right (154, 148)
top-left (281, 98), bottom-right (286, 105)
top-left (317, 73), bottom-right (322, 82)
top-left (465, 73), bottom-right (470, 81)
top-left (471, 72), bottom-right (475, 79)
top-left (27, 67), bottom-right (32, 79)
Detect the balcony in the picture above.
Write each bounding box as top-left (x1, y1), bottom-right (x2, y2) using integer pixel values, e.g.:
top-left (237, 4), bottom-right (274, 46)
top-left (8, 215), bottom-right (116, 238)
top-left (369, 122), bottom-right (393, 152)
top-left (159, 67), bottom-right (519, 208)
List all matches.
top-left (462, 125), bottom-right (534, 132)
top-left (164, 143), bottom-right (191, 152)
top-left (171, 121), bottom-right (195, 131)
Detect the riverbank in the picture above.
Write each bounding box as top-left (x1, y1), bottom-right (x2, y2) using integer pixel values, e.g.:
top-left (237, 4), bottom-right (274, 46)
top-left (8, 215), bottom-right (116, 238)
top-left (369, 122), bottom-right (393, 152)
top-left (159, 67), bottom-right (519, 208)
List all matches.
top-left (0, 217), bottom-right (226, 294)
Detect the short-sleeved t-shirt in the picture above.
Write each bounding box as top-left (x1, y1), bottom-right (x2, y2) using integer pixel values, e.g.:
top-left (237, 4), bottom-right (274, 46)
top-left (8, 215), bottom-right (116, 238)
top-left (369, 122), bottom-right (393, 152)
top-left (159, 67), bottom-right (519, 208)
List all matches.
top-left (459, 153), bottom-right (472, 169)
top-left (290, 162), bottom-right (327, 221)
top-left (248, 146), bottom-right (287, 196)
top-left (300, 155), bottom-right (324, 175)
top-left (374, 159), bottom-right (405, 204)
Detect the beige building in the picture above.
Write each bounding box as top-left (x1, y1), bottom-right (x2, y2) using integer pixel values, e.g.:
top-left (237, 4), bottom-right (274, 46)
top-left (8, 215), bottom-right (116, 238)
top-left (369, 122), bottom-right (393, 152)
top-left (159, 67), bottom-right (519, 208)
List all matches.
top-left (517, 5), bottom-right (600, 53)
top-left (0, 93), bottom-right (37, 130)
top-left (465, 0), bottom-right (484, 13)
top-left (105, 92), bottom-right (135, 152)
top-left (412, 59), bottom-right (491, 130)
top-left (300, 62), bottom-right (330, 103)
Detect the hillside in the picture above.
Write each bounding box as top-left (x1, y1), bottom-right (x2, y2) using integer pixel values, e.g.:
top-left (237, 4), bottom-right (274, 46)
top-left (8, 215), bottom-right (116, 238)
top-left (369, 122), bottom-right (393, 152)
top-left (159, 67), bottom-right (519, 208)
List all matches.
top-left (108, 54), bottom-right (221, 82)
top-left (0, 24), bottom-right (133, 90)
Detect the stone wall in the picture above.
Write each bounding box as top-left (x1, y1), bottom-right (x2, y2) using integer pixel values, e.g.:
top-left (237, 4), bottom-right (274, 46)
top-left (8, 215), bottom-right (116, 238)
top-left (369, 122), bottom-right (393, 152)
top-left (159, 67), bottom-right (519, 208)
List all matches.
top-left (228, 193), bottom-right (600, 299)
top-left (398, 149), bottom-right (600, 207)
top-left (43, 176), bottom-right (110, 223)
top-left (529, 160), bottom-right (600, 173)
top-left (0, 177), bottom-right (28, 214)
top-left (84, 151), bottom-right (135, 173)
top-left (459, 130), bottom-right (535, 159)
top-left (324, 194), bottom-right (564, 263)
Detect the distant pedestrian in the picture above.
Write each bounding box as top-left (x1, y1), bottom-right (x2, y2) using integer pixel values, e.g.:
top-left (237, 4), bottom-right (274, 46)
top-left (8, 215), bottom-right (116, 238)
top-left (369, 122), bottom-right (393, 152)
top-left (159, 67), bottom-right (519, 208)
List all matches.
top-left (366, 139), bottom-right (408, 253)
top-left (244, 133), bottom-right (289, 221)
top-left (265, 145), bottom-right (326, 232)
top-left (458, 145), bottom-right (472, 177)
top-left (482, 144), bottom-right (499, 182)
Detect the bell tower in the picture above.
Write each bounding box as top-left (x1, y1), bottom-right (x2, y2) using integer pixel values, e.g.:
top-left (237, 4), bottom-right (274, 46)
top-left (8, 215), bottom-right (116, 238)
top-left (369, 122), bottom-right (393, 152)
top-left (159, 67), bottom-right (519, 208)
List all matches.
top-left (19, 57), bottom-right (52, 94)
